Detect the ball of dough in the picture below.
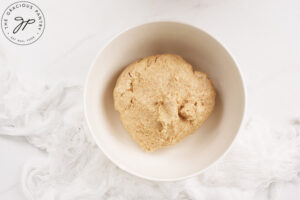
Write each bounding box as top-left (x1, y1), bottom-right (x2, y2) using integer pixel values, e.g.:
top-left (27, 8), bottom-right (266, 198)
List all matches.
top-left (113, 54), bottom-right (216, 152)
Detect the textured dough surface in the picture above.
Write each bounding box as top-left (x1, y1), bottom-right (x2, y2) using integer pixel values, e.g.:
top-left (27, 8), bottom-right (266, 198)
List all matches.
top-left (113, 54), bottom-right (216, 152)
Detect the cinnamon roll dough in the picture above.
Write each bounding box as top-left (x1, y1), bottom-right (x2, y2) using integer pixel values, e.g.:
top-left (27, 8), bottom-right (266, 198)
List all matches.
top-left (113, 54), bottom-right (216, 152)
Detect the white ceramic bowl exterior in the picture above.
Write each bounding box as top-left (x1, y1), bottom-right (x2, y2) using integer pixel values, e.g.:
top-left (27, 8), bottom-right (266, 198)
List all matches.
top-left (84, 22), bottom-right (246, 181)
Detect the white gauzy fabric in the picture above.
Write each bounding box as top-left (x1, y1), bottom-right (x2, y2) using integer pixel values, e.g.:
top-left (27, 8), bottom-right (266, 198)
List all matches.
top-left (0, 66), bottom-right (300, 200)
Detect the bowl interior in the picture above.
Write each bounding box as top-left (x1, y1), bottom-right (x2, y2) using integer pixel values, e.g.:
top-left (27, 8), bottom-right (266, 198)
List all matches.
top-left (85, 22), bottom-right (245, 180)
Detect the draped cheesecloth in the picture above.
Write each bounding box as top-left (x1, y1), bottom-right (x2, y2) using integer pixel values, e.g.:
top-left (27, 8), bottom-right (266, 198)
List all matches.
top-left (0, 66), bottom-right (299, 200)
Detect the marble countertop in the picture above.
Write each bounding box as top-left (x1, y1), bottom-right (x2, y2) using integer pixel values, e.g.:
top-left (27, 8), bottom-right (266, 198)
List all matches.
top-left (0, 0), bottom-right (299, 199)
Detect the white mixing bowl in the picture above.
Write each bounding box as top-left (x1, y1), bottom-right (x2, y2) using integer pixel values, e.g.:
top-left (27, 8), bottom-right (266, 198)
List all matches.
top-left (84, 21), bottom-right (246, 181)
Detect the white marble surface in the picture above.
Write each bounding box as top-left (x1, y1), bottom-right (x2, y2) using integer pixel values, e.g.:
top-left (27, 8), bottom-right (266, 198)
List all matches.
top-left (0, 0), bottom-right (299, 199)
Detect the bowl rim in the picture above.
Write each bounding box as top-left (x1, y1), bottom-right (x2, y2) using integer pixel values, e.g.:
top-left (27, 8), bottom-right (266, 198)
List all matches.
top-left (83, 20), bottom-right (247, 182)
